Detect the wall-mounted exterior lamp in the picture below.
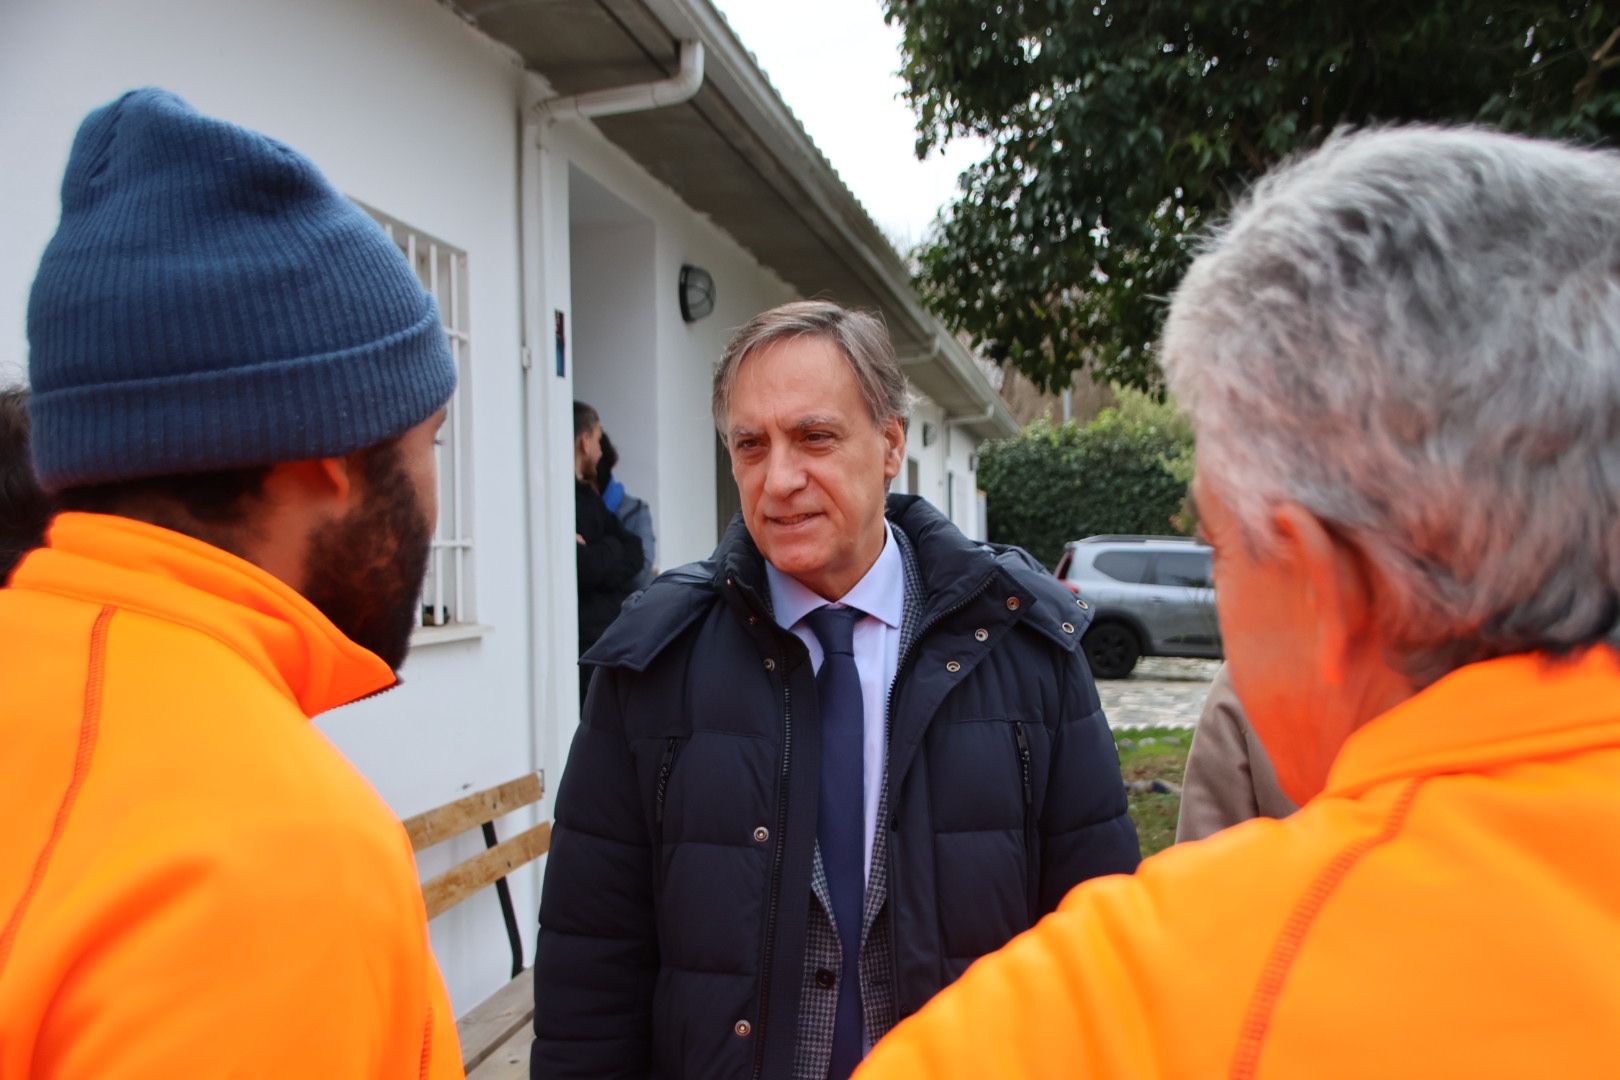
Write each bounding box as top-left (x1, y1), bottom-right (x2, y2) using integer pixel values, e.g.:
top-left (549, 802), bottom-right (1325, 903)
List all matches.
top-left (920, 421), bottom-right (937, 447)
top-left (679, 264), bottom-right (715, 322)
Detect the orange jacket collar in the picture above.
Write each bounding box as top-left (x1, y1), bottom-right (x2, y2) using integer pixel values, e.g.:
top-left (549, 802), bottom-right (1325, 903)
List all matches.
top-left (1325, 646), bottom-right (1620, 798)
top-left (13, 512), bottom-right (397, 716)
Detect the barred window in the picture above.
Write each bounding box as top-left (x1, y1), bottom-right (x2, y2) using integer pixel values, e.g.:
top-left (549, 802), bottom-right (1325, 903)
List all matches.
top-left (361, 205), bottom-right (474, 629)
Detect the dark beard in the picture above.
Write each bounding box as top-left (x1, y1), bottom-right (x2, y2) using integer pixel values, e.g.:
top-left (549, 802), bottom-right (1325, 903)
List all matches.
top-left (301, 441), bottom-right (433, 673)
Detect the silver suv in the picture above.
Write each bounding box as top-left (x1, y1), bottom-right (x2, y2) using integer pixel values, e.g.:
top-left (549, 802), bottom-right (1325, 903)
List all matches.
top-left (1053, 536), bottom-right (1222, 679)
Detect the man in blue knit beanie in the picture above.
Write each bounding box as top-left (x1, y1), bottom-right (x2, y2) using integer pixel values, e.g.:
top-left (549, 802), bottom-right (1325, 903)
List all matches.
top-left (0, 89), bottom-right (464, 1076)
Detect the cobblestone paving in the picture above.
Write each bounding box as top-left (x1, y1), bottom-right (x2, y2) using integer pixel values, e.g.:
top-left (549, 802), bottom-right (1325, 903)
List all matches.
top-left (1096, 656), bottom-right (1221, 730)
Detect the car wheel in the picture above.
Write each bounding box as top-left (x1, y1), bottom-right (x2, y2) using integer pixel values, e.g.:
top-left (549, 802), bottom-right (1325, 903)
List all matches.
top-left (1083, 621), bottom-right (1141, 679)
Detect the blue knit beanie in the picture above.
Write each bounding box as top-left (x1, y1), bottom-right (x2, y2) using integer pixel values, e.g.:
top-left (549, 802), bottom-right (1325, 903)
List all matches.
top-left (26, 88), bottom-right (457, 492)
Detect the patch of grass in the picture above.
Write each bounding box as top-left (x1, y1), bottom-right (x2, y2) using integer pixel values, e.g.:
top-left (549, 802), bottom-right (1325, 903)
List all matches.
top-left (1113, 726), bottom-right (1194, 858)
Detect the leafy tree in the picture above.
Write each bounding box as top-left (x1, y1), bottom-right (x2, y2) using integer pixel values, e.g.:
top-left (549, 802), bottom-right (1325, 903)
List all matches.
top-left (979, 389), bottom-right (1194, 568)
top-left (883, 1), bottom-right (1620, 393)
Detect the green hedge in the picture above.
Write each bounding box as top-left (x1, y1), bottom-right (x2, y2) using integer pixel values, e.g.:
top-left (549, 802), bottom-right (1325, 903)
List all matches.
top-left (979, 390), bottom-right (1194, 569)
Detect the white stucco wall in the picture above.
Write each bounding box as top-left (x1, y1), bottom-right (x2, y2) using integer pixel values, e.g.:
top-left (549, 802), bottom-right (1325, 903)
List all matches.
top-left (908, 399), bottom-right (946, 517)
top-left (571, 213), bottom-right (660, 520)
top-left (943, 422), bottom-right (985, 540)
top-left (896, 398), bottom-right (985, 541)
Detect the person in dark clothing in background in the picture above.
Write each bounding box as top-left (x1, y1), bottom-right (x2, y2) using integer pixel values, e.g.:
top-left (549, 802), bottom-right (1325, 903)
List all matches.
top-left (574, 401), bottom-right (643, 698)
top-left (533, 303), bottom-right (1138, 1080)
top-left (595, 431), bottom-right (657, 591)
top-left (0, 387), bottom-right (53, 582)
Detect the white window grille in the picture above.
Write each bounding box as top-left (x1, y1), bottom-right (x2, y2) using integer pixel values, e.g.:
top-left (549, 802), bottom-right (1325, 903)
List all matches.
top-left (360, 205), bottom-right (474, 628)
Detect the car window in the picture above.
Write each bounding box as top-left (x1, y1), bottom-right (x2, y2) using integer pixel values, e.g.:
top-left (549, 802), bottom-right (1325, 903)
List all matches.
top-left (1092, 550), bottom-right (1151, 584)
top-left (1153, 551), bottom-right (1214, 588)
top-left (1054, 550), bottom-right (1072, 579)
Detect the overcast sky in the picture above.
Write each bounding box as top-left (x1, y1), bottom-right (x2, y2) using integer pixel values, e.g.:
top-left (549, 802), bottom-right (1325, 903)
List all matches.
top-left (711, 0), bottom-right (988, 251)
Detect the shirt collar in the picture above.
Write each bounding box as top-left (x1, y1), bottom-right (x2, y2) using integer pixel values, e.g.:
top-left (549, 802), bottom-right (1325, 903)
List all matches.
top-left (765, 521), bottom-right (905, 631)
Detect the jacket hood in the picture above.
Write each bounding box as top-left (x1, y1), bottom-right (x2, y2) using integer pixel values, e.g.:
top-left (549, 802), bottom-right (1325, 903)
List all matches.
top-left (582, 494), bottom-right (1087, 672)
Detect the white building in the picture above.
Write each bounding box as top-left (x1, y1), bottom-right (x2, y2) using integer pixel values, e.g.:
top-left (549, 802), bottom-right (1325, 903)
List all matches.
top-left (1, 0), bottom-right (1016, 1018)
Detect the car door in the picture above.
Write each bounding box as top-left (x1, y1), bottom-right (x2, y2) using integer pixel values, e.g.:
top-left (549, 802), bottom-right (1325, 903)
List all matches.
top-left (1144, 550), bottom-right (1222, 656)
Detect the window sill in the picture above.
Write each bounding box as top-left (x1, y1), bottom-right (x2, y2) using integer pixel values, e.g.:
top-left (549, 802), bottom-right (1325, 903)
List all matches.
top-left (412, 623), bottom-right (494, 647)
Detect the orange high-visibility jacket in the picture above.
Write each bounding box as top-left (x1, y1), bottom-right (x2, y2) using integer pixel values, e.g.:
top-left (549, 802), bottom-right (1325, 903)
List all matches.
top-left (0, 514), bottom-right (462, 1078)
top-left (858, 647), bottom-right (1620, 1079)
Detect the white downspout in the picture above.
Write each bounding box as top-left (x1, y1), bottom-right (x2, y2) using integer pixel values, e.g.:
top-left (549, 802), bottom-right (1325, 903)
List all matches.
top-left (515, 85), bottom-right (552, 852)
top-left (530, 40), bottom-right (705, 125)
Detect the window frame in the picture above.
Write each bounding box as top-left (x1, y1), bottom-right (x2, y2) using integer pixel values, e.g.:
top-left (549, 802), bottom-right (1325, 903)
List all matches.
top-left (358, 203), bottom-right (476, 633)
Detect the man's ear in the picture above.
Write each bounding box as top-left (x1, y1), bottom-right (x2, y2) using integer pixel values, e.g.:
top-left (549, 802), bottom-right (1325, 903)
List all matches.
top-left (881, 417), bottom-right (906, 480)
top-left (317, 457), bottom-right (354, 501)
top-left (262, 456), bottom-right (356, 510)
top-left (1271, 502), bottom-right (1375, 688)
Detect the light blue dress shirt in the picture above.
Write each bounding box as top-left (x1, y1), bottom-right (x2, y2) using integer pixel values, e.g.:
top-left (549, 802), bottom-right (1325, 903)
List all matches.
top-left (765, 522), bottom-right (904, 883)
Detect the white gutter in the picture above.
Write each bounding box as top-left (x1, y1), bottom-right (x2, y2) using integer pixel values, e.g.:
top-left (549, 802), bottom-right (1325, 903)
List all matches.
top-left (895, 333), bottom-right (944, 367)
top-left (946, 404), bottom-right (997, 427)
top-left (530, 39), bottom-right (705, 125)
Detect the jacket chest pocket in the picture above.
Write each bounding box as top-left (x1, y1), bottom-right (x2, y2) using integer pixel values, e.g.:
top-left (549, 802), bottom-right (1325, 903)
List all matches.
top-left (923, 716), bottom-right (1047, 942)
top-left (654, 735), bottom-right (684, 828)
top-left (1011, 721), bottom-right (1034, 824)
top-left (634, 733), bottom-right (688, 845)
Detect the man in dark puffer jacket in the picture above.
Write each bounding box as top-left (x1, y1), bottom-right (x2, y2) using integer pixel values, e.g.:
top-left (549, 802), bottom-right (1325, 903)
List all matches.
top-left (533, 302), bottom-right (1139, 1080)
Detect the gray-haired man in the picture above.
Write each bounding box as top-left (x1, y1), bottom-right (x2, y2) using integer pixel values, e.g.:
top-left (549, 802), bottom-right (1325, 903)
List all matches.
top-left (531, 300), bottom-right (1139, 1079)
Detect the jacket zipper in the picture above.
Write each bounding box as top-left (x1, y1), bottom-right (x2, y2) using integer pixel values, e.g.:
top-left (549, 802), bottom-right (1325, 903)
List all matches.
top-left (1013, 720), bottom-right (1037, 920)
top-left (751, 666), bottom-right (792, 1080)
top-left (1013, 721), bottom-right (1033, 810)
top-left (881, 574), bottom-right (996, 1009)
top-left (654, 735), bottom-right (682, 826)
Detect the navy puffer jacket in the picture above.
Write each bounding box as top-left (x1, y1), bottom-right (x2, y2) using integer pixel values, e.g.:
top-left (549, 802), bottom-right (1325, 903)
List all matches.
top-left (532, 496), bottom-right (1139, 1079)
